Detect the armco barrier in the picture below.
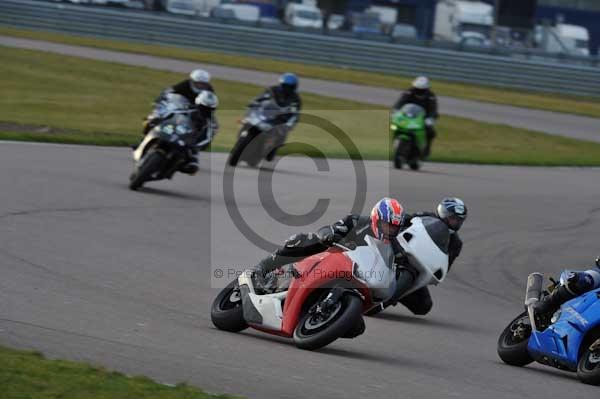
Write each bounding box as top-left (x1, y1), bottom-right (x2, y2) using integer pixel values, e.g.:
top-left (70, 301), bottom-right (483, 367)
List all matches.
top-left (1, 0), bottom-right (599, 97)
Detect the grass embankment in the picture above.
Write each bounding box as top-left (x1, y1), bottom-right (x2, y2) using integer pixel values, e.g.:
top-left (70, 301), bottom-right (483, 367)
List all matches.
top-left (2, 45), bottom-right (600, 166)
top-left (0, 345), bottom-right (239, 399)
top-left (1, 26), bottom-right (600, 118)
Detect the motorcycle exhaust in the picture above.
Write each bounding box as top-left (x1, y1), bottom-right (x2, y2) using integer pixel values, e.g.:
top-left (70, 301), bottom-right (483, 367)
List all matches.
top-left (525, 272), bottom-right (544, 306)
top-left (524, 272), bottom-right (544, 332)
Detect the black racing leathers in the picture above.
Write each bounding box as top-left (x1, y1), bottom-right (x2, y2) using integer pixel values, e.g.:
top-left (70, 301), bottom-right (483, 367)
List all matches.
top-left (253, 214), bottom-right (373, 276)
top-left (253, 212), bottom-right (462, 315)
top-left (143, 80), bottom-right (218, 149)
top-left (250, 86), bottom-right (302, 128)
top-left (534, 267), bottom-right (600, 320)
top-left (170, 79), bottom-right (215, 104)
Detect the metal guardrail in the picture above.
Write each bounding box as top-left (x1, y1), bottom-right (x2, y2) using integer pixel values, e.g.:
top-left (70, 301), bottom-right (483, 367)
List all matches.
top-left (1, 0), bottom-right (599, 97)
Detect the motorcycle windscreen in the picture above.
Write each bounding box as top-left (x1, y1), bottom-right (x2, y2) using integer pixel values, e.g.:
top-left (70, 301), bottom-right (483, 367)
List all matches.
top-left (346, 236), bottom-right (396, 301)
top-left (399, 104), bottom-right (425, 119)
top-left (160, 114), bottom-right (196, 146)
top-left (397, 217), bottom-right (449, 284)
top-left (251, 100), bottom-right (292, 126)
top-left (420, 217), bottom-right (450, 254)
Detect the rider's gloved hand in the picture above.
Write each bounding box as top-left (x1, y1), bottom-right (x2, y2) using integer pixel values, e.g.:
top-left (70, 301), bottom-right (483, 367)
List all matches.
top-left (316, 226), bottom-right (336, 245)
top-left (317, 222), bottom-right (348, 246)
top-left (316, 225), bottom-right (345, 246)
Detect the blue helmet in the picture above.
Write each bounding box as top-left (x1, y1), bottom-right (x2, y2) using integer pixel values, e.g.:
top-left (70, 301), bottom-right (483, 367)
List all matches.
top-left (279, 73), bottom-right (298, 92)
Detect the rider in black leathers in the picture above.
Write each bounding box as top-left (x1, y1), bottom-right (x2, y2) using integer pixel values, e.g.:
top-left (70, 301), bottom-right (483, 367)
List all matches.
top-left (393, 76), bottom-right (438, 158)
top-left (533, 259), bottom-right (600, 321)
top-left (253, 197), bottom-right (467, 316)
top-left (246, 73), bottom-right (301, 161)
top-left (140, 69), bottom-right (218, 173)
top-left (250, 73), bottom-right (302, 127)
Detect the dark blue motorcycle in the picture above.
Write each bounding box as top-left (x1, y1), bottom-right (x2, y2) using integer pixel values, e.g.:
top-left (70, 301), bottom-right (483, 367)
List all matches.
top-left (498, 271), bottom-right (600, 385)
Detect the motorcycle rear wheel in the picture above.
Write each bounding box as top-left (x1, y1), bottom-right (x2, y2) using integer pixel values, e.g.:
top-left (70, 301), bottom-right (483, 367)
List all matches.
top-left (577, 330), bottom-right (600, 385)
top-left (211, 280), bottom-right (248, 332)
top-left (497, 311), bottom-right (534, 367)
top-left (293, 291), bottom-right (363, 350)
top-left (129, 151), bottom-right (165, 191)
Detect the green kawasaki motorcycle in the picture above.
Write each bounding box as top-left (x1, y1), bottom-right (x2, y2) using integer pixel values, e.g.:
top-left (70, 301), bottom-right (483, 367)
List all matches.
top-left (390, 103), bottom-right (427, 170)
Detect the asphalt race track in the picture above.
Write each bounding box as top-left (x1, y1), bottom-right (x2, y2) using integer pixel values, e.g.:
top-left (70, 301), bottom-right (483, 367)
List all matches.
top-left (2, 35), bottom-right (600, 144)
top-left (2, 140), bottom-right (600, 398)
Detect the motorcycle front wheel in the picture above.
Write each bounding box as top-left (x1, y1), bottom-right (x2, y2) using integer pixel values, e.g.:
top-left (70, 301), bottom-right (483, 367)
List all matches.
top-left (129, 151), bottom-right (165, 191)
top-left (497, 311), bottom-right (534, 367)
top-left (228, 128), bottom-right (257, 167)
top-left (393, 138), bottom-right (404, 169)
top-left (293, 291), bottom-right (363, 350)
top-left (211, 279), bottom-right (248, 333)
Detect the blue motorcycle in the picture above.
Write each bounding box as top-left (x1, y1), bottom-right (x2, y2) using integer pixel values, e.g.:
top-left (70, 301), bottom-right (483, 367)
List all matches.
top-left (497, 271), bottom-right (600, 385)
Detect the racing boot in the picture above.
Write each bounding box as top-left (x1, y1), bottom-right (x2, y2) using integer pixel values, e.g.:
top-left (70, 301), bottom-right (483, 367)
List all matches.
top-left (532, 284), bottom-right (576, 324)
top-left (179, 153), bottom-right (199, 175)
top-left (251, 252), bottom-right (294, 294)
top-left (251, 233), bottom-right (324, 293)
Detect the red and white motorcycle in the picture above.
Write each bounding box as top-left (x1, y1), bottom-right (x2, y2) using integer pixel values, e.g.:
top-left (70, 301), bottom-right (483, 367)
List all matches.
top-left (210, 216), bottom-right (449, 350)
top-left (211, 235), bottom-right (394, 350)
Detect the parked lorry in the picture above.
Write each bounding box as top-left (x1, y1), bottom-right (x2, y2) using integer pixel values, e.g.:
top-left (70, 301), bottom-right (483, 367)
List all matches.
top-left (285, 3), bottom-right (323, 28)
top-left (434, 0), bottom-right (493, 44)
top-left (534, 23), bottom-right (590, 56)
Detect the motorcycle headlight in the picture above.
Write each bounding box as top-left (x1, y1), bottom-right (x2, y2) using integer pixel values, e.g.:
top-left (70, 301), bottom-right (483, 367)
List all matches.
top-left (162, 124), bottom-right (174, 135)
top-left (390, 124), bottom-right (397, 131)
top-left (175, 125), bottom-right (192, 135)
top-left (259, 122), bottom-right (272, 131)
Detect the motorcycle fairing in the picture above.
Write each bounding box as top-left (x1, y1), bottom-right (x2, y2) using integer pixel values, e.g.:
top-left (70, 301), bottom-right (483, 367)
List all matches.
top-left (133, 129), bottom-right (162, 162)
top-left (395, 217), bottom-right (449, 297)
top-left (280, 249), bottom-right (359, 336)
top-left (528, 288), bottom-right (600, 370)
top-left (345, 235), bottom-right (396, 302)
top-left (238, 271), bottom-right (288, 333)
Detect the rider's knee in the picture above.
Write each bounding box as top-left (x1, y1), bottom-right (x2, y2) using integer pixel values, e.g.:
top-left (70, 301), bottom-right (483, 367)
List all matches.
top-left (411, 300), bottom-right (433, 315)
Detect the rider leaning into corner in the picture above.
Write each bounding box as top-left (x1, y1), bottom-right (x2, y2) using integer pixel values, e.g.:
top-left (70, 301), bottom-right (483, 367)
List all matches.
top-left (140, 69), bottom-right (219, 174)
top-left (393, 76), bottom-right (439, 158)
top-left (533, 258), bottom-right (600, 321)
top-left (252, 197), bottom-right (467, 316)
top-left (245, 73), bottom-right (302, 161)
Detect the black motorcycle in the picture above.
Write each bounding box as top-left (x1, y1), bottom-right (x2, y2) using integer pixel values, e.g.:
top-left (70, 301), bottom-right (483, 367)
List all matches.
top-left (129, 94), bottom-right (212, 190)
top-left (227, 100), bottom-right (292, 167)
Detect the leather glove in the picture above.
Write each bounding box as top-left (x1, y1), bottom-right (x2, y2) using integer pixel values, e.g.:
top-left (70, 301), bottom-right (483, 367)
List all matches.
top-left (316, 225), bottom-right (344, 246)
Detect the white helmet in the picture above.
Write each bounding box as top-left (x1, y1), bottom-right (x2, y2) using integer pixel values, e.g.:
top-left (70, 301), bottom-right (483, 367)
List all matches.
top-left (412, 76), bottom-right (430, 90)
top-left (190, 69), bottom-right (211, 83)
top-left (195, 90), bottom-right (219, 109)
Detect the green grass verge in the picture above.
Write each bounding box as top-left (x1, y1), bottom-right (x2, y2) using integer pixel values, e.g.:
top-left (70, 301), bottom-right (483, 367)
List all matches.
top-left (2, 45), bottom-right (600, 166)
top-left (1, 26), bottom-right (599, 118)
top-left (0, 345), bottom-right (240, 399)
